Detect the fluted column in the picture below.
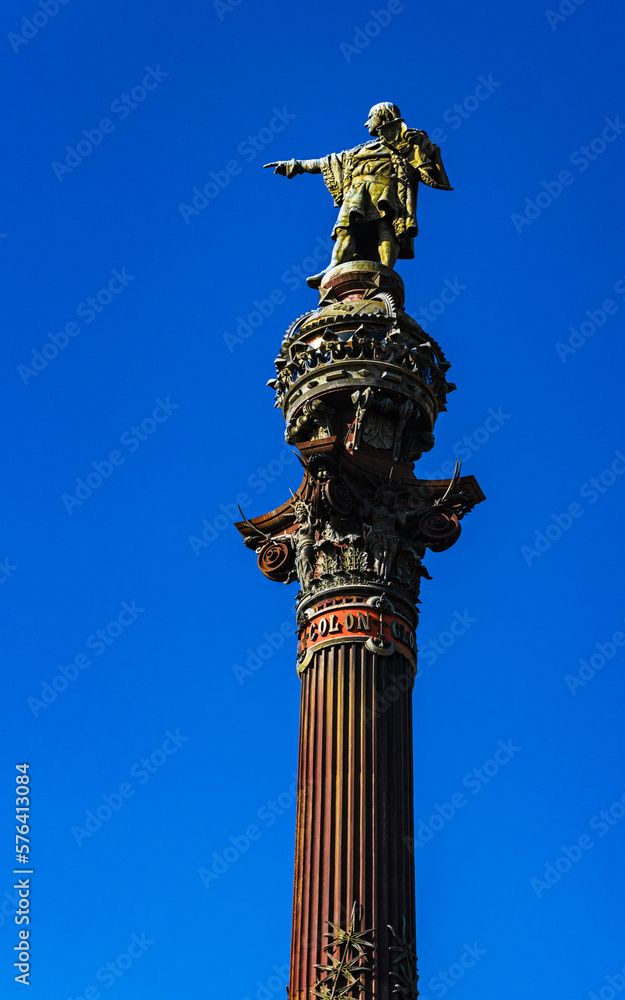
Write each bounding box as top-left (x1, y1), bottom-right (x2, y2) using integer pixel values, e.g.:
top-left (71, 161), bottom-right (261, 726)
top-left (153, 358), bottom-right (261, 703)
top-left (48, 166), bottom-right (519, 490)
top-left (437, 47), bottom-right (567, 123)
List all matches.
top-left (289, 640), bottom-right (416, 999)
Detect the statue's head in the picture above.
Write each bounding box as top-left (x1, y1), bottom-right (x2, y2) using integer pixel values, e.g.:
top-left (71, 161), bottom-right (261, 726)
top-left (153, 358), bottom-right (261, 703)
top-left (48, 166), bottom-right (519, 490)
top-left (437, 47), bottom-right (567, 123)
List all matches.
top-left (365, 102), bottom-right (402, 136)
top-left (294, 501), bottom-right (309, 522)
top-left (375, 486), bottom-right (396, 509)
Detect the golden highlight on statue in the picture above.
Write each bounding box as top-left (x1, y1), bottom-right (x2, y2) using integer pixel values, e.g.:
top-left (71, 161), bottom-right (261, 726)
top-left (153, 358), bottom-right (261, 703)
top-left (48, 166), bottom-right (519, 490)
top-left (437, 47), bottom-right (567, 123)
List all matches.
top-left (265, 102), bottom-right (452, 288)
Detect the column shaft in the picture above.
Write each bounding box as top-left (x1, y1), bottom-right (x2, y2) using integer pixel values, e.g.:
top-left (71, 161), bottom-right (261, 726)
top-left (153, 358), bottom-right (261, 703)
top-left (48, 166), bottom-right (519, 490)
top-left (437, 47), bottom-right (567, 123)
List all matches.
top-left (289, 642), bottom-right (416, 999)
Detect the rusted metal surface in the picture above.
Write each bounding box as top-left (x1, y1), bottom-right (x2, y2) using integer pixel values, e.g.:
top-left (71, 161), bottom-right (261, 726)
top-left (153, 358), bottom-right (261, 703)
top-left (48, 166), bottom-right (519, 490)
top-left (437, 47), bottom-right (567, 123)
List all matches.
top-left (289, 641), bottom-right (416, 999)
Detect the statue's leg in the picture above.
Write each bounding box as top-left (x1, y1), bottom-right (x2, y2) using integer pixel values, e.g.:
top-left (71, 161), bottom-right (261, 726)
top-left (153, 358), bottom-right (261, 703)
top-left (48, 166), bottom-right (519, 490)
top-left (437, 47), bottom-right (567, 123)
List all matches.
top-left (331, 229), bottom-right (357, 266)
top-left (306, 229), bottom-right (356, 289)
top-left (378, 220), bottom-right (399, 269)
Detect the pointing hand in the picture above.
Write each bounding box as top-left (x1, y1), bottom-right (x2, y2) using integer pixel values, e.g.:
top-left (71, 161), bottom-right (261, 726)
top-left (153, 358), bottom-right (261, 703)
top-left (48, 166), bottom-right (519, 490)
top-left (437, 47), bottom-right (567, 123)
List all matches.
top-left (263, 159), bottom-right (302, 178)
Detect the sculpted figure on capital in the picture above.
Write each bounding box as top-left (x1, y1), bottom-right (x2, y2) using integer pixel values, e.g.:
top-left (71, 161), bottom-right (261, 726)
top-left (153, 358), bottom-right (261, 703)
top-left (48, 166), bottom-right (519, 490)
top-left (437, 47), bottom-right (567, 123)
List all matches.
top-left (291, 501), bottom-right (317, 593)
top-left (265, 102), bottom-right (452, 286)
top-left (362, 485), bottom-right (436, 582)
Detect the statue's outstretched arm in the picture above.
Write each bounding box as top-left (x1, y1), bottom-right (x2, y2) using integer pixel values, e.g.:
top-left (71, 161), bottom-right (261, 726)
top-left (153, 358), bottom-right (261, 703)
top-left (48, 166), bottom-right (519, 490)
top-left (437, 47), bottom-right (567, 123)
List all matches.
top-left (264, 158), bottom-right (323, 178)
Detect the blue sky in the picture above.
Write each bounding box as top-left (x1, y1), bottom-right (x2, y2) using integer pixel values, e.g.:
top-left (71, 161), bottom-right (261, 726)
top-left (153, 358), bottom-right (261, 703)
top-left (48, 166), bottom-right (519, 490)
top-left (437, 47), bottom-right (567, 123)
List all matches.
top-left (2, 0), bottom-right (625, 997)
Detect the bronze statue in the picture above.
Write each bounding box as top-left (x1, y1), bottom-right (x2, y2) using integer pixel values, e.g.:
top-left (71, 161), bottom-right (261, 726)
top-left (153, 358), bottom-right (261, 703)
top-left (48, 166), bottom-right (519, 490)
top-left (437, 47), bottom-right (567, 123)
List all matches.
top-left (291, 501), bottom-right (317, 593)
top-left (362, 486), bottom-right (403, 580)
top-left (265, 102), bottom-right (452, 288)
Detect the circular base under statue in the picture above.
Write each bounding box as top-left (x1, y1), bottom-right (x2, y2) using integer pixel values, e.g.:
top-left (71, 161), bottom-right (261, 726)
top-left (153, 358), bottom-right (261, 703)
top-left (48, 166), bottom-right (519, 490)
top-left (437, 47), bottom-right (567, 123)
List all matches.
top-left (314, 259), bottom-right (405, 308)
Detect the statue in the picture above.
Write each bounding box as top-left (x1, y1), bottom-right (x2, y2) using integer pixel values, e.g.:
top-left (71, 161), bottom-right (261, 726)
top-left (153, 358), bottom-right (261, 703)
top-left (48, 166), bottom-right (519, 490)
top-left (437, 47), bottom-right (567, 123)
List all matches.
top-left (363, 486), bottom-right (403, 580)
top-left (362, 485), bottom-right (454, 581)
top-left (291, 501), bottom-right (317, 593)
top-left (264, 102), bottom-right (452, 288)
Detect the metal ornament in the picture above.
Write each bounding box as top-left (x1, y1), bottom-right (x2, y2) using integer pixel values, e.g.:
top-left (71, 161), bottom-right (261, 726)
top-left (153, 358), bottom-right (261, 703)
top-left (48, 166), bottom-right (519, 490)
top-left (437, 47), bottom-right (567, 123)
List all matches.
top-left (313, 903), bottom-right (374, 1000)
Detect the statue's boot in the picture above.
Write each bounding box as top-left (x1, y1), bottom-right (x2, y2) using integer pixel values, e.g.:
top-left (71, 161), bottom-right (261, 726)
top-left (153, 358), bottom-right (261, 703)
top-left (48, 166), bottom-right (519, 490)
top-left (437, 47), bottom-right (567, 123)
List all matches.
top-left (306, 266), bottom-right (331, 289)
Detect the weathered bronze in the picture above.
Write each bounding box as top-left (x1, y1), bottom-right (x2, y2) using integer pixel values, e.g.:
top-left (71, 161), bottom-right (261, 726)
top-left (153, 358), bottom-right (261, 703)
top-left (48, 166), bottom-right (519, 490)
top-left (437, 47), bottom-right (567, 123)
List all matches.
top-left (265, 102), bottom-right (452, 287)
top-left (237, 106), bottom-right (482, 1000)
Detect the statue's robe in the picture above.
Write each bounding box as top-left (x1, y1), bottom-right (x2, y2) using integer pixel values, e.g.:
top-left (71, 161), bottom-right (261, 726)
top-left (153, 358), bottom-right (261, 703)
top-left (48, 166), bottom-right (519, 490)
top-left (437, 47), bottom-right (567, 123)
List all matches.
top-left (318, 123), bottom-right (452, 259)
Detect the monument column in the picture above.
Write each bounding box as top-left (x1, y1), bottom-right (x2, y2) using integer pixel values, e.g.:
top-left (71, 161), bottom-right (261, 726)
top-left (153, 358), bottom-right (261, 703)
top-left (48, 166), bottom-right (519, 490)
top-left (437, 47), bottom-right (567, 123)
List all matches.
top-left (236, 105), bottom-right (483, 999)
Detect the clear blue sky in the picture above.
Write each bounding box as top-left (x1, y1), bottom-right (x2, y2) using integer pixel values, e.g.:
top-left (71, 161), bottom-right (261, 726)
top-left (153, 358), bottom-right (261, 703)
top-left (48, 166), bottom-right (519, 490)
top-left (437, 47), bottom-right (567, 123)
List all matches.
top-left (2, 0), bottom-right (625, 997)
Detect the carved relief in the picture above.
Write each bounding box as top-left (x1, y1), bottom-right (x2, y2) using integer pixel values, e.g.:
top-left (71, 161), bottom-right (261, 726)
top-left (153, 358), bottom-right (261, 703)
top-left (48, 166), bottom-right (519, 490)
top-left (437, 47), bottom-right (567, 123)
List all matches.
top-left (271, 312), bottom-right (455, 409)
top-left (286, 398), bottom-right (335, 444)
top-left (341, 545), bottom-right (369, 574)
top-left (351, 389), bottom-right (421, 461)
top-left (247, 457), bottom-right (478, 607)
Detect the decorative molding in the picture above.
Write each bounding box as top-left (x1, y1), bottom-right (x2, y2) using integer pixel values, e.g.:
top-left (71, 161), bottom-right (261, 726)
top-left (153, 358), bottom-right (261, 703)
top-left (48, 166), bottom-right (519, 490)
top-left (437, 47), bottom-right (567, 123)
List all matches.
top-left (297, 599), bottom-right (416, 674)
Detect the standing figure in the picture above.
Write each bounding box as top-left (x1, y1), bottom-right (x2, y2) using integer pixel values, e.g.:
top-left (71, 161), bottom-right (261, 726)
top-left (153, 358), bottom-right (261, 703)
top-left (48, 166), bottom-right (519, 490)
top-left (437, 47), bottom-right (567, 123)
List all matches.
top-left (265, 102), bottom-right (452, 287)
top-left (363, 487), bottom-right (403, 580)
top-left (292, 501), bottom-right (317, 593)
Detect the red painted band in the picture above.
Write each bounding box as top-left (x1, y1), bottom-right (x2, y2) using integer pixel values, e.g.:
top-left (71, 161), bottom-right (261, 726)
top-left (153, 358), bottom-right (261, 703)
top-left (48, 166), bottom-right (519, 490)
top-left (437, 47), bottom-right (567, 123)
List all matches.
top-left (298, 604), bottom-right (416, 661)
